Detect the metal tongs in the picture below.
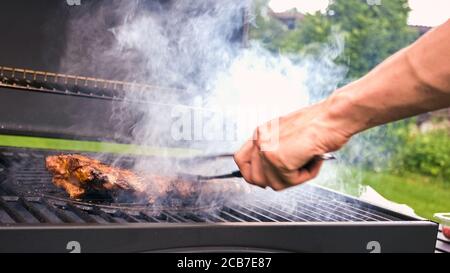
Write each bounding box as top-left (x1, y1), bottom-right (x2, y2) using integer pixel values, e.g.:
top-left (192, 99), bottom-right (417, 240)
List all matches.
top-left (181, 153), bottom-right (336, 181)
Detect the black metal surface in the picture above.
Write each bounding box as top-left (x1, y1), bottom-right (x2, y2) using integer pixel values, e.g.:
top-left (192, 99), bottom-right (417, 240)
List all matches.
top-left (0, 72), bottom-right (171, 143)
top-left (0, 222), bottom-right (438, 253)
top-left (0, 68), bottom-right (231, 150)
top-left (0, 0), bottom-right (249, 75)
top-left (0, 147), bottom-right (439, 252)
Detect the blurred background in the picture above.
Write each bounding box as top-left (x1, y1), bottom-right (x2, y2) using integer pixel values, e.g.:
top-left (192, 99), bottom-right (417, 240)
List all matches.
top-left (249, 0), bottom-right (449, 219)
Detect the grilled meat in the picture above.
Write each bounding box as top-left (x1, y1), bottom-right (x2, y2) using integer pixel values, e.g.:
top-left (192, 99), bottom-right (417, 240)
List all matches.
top-left (45, 154), bottom-right (249, 201)
top-left (46, 154), bottom-right (242, 203)
top-left (46, 154), bottom-right (147, 199)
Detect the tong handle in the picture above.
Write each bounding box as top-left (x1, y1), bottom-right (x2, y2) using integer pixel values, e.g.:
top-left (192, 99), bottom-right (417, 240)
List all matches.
top-left (199, 154), bottom-right (335, 181)
top-left (191, 153), bottom-right (335, 161)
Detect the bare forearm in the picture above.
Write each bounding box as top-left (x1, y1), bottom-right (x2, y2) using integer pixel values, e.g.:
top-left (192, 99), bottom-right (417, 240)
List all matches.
top-left (325, 20), bottom-right (450, 137)
top-left (234, 21), bottom-right (450, 190)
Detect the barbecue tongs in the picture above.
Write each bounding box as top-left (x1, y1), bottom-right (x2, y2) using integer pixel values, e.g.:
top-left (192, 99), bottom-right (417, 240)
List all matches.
top-left (182, 153), bottom-right (336, 182)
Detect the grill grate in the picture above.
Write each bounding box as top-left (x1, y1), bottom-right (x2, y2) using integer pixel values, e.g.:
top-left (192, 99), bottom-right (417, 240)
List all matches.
top-left (0, 194), bottom-right (407, 225)
top-left (0, 148), bottom-right (414, 225)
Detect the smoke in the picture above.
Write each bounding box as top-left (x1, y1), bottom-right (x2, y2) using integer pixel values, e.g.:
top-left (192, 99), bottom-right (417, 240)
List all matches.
top-left (58, 0), bottom-right (352, 206)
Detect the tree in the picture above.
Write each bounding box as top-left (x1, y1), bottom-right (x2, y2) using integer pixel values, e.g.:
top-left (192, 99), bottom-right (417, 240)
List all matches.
top-left (249, 0), bottom-right (422, 170)
top-left (251, 0), bottom-right (419, 80)
top-left (249, 0), bottom-right (288, 52)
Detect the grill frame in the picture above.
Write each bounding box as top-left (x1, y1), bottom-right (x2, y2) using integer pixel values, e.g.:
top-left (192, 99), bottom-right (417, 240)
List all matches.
top-left (0, 221), bottom-right (438, 253)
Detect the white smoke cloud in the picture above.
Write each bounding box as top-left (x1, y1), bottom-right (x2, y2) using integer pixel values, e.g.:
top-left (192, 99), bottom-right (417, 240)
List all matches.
top-left (59, 0), bottom-right (352, 204)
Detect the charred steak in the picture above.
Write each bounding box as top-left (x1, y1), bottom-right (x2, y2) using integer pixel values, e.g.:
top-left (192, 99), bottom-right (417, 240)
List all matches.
top-left (45, 154), bottom-right (248, 201)
top-left (45, 154), bottom-right (148, 199)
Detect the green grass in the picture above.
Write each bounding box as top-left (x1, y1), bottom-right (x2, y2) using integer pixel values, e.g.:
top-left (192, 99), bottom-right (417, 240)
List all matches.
top-left (360, 171), bottom-right (450, 220)
top-left (0, 134), bottom-right (201, 157)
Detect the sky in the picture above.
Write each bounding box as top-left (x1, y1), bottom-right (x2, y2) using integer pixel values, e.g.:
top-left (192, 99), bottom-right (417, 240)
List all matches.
top-left (268, 0), bottom-right (450, 27)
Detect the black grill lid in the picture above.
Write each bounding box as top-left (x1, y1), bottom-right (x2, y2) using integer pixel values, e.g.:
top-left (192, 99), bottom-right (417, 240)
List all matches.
top-left (0, 67), bottom-right (178, 143)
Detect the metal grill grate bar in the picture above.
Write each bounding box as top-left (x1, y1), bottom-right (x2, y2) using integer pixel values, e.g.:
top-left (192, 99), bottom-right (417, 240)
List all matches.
top-left (0, 207), bottom-right (15, 224)
top-left (218, 210), bottom-right (244, 222)
top-left (230, 203), bottom-right (277, 222)
top-left (158, 211), bottom-right (184, 223)
top-left (268, 196), bottom-right (335, 222)
top-left (240, 203), bottom-right (294, 222)
top-left (66, 203), bottom-right (98, 223)
top-left (222, 206), bottom-right (261, 222)
top-left (21, 198), bottom-right (64, 223)
top-left (289, 189), bottom-right (396, 221)
top-left (114, 210), bottom-right (141, 223)
top-left (140, 212), bottom-right (163, 223)
top-left (252, 199), bottom-right (310, 222)
top-left (0, 197), bottom-right (39, 223)
top-left (51, 202), bottom-right (87, 223)
top-left (181, 212), bottom-right (208, 223)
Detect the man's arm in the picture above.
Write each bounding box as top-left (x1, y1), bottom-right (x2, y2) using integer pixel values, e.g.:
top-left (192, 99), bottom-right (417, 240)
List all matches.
top-left (234, 20), bottom-right (450, 190)
top-left (330, 19), bottom-right (450, 136)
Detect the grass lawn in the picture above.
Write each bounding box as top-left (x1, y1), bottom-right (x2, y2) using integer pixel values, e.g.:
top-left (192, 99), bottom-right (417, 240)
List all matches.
top-left (360, 171), bottom-right (450, 220)
top-left (0, 134), bottom-right (201, 157)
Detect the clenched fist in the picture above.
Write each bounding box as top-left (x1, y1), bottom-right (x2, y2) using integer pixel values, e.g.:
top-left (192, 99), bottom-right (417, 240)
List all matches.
top-left (233, 97), bottom-right (351, 190)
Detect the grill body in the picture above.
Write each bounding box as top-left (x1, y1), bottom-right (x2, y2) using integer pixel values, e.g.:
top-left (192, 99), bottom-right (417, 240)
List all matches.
top-left (0, 147), bottom-right (439, 253)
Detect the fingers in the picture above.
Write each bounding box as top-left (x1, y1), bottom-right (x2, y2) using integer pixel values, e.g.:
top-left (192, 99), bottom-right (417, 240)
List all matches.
top-left (259, 156), bottom-right (286, 190)
top-left (235, 144), bottom-right (325, 191)
top-left (291, 158), bottom-right (324, 185)
top-left (234, 135), bottom-right (326, 190)
top-left (249, 148), bottom-right (267, 188)
top-left (234, 140), bottom-right (267, 188)
top-left (233, 140), bottom-right (253, 183)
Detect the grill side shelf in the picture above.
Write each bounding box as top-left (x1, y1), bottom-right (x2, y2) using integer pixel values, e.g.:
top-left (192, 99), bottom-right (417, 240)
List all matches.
top-left (435, 226), bottom-right (450, 253)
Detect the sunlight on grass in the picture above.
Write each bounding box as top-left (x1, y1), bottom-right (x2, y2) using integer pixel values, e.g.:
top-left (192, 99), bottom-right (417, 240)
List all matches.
top-left (361, 171), bottom-right (450, 220)
top-left (0, 134), bottom-right (201, 157)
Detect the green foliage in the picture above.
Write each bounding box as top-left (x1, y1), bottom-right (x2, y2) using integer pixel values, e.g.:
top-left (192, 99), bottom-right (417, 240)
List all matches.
top-left (276, 12), bottom-right (333, 55)
top-left (249, 0), bottom-right (289, 52)
top-left (342, 120), bottom-right (450, 182)
top-left (392, 129), bottom-right (450, 181)
top-left (250, 0), bottom-right (419, 80)
top-left (328, 0), bottom-right (418, 79)
top-left (338, 121), bottom-right (410, 170)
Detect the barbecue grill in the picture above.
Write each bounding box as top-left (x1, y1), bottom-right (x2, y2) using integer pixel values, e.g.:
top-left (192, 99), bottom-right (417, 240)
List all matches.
top-left (0, 67), bottom-right (446, 253)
